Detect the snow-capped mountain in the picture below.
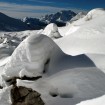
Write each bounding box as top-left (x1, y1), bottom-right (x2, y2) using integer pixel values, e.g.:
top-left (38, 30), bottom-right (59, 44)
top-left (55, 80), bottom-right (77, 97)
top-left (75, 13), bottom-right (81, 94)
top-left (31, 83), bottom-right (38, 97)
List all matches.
top-left (40, 10), bottom-right (76, 25)
top-left (0, 10), bottom-right (77, 31)
top-left (0, 12), bottom-right (29, 31)
top-left (22, 17), bottom-right (47, 30)
top-left (22, 10), bottom-right (77, 28)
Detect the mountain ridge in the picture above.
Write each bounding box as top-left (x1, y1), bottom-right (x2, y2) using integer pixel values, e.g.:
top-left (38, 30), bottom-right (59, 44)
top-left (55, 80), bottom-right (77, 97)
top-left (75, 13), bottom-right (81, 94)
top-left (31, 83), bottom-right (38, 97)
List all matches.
top-left (0, 10), bottom-right (77, 31)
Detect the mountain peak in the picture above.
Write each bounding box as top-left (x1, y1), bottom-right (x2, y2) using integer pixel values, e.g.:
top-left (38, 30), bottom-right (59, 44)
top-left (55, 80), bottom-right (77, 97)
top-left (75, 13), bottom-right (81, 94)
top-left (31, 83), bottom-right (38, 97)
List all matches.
top-left (40, 10), bottom-right (76, 23)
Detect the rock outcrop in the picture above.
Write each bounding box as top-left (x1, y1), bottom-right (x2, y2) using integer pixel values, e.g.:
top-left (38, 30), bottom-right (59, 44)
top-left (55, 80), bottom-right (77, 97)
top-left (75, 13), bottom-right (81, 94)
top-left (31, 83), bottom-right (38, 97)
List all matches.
top-left (11, 86), bottom-right (45, 105)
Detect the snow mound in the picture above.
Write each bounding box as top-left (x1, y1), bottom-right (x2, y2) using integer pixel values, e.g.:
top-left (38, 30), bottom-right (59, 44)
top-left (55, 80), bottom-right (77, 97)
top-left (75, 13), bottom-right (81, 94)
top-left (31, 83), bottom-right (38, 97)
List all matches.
top-left (56, 8), bottom-right (105, 73)
top-left (77, 95), bottom-right (105, 105)
top-left (86, 8), bottom-right (105, 20)
top-left (1, 33), bottom-right (95, 86)
top-left (70, 12), bottom-right (86, 23)
top-left (42, 23), bottom-right (61, 39)
top-left (2, 34), bottom-right (60, 82)
top-left (58, 8), bottom-right (105, 37)
top-left (17, 67), bottom-right (105, 105)
top-left (0, 86), bottom-right (12, 105)
top-left (58, 24), bottom-right (80, 36)
top-left (0, 30), bottom-right (43, 60)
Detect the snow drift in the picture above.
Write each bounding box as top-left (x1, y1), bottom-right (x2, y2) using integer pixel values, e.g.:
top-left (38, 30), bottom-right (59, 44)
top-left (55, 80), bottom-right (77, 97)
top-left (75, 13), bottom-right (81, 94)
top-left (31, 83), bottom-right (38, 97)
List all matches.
top-left (42, 23), bottom-right (61, 39)
top-left (2, 33), bottom-right (95, 84)
top-left (57, 8), bottom-right (105, 73)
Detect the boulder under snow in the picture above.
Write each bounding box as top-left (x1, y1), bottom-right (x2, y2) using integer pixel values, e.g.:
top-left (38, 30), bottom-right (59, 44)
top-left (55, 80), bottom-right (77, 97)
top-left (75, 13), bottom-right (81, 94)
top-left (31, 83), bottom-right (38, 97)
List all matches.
top-left (42, 23), bottom-right (61, 39)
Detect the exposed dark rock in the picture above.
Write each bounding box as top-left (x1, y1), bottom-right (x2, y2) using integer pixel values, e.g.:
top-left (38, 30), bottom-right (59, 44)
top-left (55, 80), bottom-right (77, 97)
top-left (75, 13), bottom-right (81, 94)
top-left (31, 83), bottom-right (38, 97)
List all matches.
top-left (11, 86), bottom-right (44, 105)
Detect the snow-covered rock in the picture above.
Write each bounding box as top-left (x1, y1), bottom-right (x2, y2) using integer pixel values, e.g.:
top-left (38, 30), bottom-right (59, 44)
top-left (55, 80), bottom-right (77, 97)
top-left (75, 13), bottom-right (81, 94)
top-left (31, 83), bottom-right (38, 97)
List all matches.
top-left (42, 23), bottom-right (61, 39)
top-left (2, 34), bottom-right (58, 80)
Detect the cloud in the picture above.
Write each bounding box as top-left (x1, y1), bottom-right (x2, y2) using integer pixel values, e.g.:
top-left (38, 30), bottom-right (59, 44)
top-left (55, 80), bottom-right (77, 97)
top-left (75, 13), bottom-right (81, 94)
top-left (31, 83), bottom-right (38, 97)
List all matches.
top-left (0, 2), bottom-right (87, 18)
top-left (27, 0), bottom-right (54, 4)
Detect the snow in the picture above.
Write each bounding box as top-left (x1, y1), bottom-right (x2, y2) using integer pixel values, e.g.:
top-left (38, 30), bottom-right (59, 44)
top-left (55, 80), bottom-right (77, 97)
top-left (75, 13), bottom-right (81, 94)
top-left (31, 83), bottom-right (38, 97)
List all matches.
top-left (0, 86), bottom-right (12, 105)
top-left (2, 32), bottom-right (95, 84)
top-left (56, 8), bottom-right (105, 73)
top-left (86, 8), bottom-right (105, 19)
top-left (0, 8), bottom-right (105, 105)
top-left (58, 24), bottom-right (80, 36)
top-left (42, 23), bottom-right (61, 39)
top-left (70, 12), bottom-right (86, 23)
top-left (77, 95), bottom-right (105, 105)
top-left (0, 57), bottom-right (10, 67)
top-left (2, 34), bottom-right (59, 82)
top-left (17, 67), bottom-right (105, 105)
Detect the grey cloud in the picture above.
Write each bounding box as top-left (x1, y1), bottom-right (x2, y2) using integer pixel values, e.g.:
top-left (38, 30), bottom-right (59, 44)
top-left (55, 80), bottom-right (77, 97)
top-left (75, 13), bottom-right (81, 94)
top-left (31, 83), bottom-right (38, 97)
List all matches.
top-left (0, 2), bottom-right (87, 18)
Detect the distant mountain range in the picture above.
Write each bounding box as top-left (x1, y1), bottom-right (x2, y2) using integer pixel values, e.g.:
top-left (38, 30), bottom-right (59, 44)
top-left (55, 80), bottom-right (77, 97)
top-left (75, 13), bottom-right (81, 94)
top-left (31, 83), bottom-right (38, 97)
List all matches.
top-left (22, 17), bottom-right (47, 30)
top-left (40, 10), bottom-right (76, 25)
top-left (0, 10), bottom-right (77, 31)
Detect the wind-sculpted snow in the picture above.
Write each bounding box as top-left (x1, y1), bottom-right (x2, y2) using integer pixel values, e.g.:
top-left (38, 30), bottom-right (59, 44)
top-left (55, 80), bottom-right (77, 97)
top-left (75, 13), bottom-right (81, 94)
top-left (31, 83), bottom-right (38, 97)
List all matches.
top-left (17, 67), bottom-right (105, 105)
top-left (0, 30), bottom-right (42, 60)
top-left (2, 33), bottom-right (95, 84)
top-left (86, 8), bottom-right (105, 19)
top-left (56, 8), bottom-right (105, 73)
top-left (42, 23), bottom-right (61, 39)
top-left (1, 33), bottom-right (103, 105)
top-left (70, 12), bottom-right (86, 23)
top-left (0, 86), bottom-right (12, 105)
top-left (77, 95), bottom-right (105, 105)
top-left (2, 34), bottom-right (57, 80)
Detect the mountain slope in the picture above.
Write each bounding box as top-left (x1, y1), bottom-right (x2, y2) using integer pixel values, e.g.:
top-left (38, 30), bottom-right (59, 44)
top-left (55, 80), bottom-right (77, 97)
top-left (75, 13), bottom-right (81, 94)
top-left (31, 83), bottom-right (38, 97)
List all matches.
top-left (40, 10), bottom-right (76, 23)
top-left (0, 10), bottom-right (77, 31)
top-left (22, 17), bottom-right (47, 30)
top-left (22, 10), bottom-right (77, 28)
top-left (0, 12), bottom-right (29, 31)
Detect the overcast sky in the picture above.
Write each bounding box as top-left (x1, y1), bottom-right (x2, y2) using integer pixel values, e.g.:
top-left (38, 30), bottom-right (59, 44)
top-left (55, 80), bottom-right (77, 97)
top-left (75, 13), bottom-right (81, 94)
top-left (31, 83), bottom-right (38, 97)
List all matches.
top-left (0, 0), bottom-right (104, 18)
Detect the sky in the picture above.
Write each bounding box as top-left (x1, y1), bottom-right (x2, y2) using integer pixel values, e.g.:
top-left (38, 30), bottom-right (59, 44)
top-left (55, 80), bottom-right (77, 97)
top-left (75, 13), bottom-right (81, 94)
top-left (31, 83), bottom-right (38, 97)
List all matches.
top-left (0, 0), bottom-right (104, 18)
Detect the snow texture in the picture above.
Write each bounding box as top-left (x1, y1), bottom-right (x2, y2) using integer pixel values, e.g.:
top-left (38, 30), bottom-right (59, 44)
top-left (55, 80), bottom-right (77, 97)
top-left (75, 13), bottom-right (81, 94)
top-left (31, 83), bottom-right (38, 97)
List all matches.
top-left (0, 8), bottom-right (105, 105)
